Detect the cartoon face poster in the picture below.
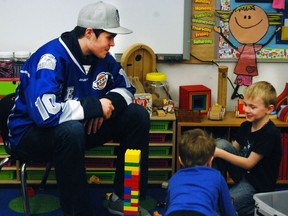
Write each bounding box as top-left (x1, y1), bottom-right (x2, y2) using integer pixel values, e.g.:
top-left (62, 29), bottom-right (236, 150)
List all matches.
top-left (214, 0), bottom-right (285, 99)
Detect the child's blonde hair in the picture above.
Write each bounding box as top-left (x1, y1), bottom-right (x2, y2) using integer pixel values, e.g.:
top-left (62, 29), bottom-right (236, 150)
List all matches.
top-left (179, 128), bottom-right (215, 167)
top-left (244, 81), bottom-right (277, 107)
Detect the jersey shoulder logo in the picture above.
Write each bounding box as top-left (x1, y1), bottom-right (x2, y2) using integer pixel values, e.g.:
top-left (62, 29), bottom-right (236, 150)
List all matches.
top-left (93, 72), bottom-right (108, 90)
top-left (37, 54), bottom-right (57, 71)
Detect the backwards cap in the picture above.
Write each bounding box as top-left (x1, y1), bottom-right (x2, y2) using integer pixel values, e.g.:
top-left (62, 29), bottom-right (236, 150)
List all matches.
top-left (77, 1), bottom-right (132, 34)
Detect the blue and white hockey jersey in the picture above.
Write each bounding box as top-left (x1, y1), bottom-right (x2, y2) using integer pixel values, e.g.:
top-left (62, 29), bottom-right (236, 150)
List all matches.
top-left (7, 34), bottom-right (135, 150)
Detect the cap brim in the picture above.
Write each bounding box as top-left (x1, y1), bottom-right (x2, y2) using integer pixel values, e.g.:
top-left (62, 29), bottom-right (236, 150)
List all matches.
top-left (103, 26), bottom-right (133, 34)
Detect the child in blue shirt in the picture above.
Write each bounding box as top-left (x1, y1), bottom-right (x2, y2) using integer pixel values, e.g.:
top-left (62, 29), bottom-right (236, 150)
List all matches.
top-left (165, 129), bottom-right (236, 216)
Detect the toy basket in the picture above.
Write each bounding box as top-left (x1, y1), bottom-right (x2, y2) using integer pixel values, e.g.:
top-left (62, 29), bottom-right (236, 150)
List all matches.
top-left (86, 146), bottom-right (115, 156)
top-left (27, 170), bottom-right (56, 180)
top-left (149, 134), bottom-right (166, 143)
top-left (148, 159), bottom-right (170, 168)
top-left (149, 146), bottom-right (170, 156)
top-left (0, 170), bottom-right (14, 180)
top-left (148, 171), bottom-right (170, 181)
top-left (85, 158), bottom-right (115, 168)
top-left (150, 121), bottom-right (169, 131)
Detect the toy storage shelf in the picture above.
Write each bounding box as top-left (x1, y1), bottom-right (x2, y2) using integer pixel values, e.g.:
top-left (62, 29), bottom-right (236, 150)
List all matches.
top-left (176, 111), bottom-right (288, 185)
top-left (0, 113), bottom-right (176, 185)
top-left (83, 113), bottom-right (176, 185)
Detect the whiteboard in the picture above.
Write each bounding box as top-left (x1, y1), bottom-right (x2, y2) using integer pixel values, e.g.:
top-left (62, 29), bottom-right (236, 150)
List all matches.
top-left (0, 0), bottom-right (190, 59)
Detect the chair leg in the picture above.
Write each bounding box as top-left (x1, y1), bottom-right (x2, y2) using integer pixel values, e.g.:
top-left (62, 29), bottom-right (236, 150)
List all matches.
top-left (0, 157), bottom-right (14, 170)
top-left (39, 162), bottom-right (52, 190)
top-left (21, 162), bottom-right (31, 216)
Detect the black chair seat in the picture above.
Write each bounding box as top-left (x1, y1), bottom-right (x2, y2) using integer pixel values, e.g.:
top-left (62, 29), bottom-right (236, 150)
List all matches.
top-left (0, 93), bottom-right (53, 216)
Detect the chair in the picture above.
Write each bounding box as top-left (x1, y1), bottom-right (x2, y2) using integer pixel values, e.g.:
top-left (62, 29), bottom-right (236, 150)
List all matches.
top-left (0, 93), bottom-right (52, 216)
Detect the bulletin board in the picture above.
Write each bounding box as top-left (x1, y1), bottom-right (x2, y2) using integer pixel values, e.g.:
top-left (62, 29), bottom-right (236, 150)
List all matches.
top-left (185, 0), bottom-right (288, 64)
top-left (184, 0), bottom-right (217, 64)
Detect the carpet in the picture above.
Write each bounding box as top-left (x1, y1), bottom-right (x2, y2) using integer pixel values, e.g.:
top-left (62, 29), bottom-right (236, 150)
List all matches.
top-left (0, 185), bottom-right (167, 216)
top-left (9, 194), bottom-right (60, 214)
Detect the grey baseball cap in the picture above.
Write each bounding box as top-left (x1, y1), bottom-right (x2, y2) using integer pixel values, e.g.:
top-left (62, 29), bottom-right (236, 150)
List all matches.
top-left (77, 1), bottom-right (132, 34)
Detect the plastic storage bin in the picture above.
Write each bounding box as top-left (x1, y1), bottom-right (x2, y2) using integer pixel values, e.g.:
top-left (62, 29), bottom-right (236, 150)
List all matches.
top-left (0, 170), bottom-right (15, 180)
top-left (13, 51), bottom-right (30, 77)
top-left (0, 51), bottom-right (14, 78)
top-left (145, 72), bottom-right (169, 101)
top-left (0, 79), bottom-right (18, 97)
top-left (150, 121), bottom-right (169, 131)
top-left (253, 190), bottom-right (288, 216)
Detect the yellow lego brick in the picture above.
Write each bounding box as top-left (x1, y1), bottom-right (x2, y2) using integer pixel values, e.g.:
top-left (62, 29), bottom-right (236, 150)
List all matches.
top-left (124, 166), bottom-right (140, 172)
top-left (125, 149), bottom-right (141, 163)
top-left (132, 170), bottom-right (140, 175)
top-left (124, 206), bottom-right (138, 211)
top-left (131, 198), bottom-right (139, 204)
top-left (131, 191), bottom-right (139, 196)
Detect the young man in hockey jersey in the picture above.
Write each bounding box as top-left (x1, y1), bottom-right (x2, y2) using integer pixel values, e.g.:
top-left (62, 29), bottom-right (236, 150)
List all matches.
top-left (7, 2), bottom-right (151, 216)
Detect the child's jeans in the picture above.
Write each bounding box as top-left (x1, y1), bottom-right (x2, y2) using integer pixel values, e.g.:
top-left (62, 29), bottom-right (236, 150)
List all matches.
top-left (213, 139), bottom-right (256, 216)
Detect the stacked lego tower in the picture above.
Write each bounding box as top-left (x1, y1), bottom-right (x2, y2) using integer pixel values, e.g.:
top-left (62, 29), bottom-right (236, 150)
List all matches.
top-left (124, 149), bottom-right (141, 216)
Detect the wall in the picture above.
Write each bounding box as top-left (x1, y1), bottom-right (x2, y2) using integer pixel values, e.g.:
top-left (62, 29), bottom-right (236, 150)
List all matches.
top-left (0, 0), bottom-right (287, 111)
top-left (0, 0), bottom-right (187, 55)
top-left (157, 62), bottom-right (288, 111)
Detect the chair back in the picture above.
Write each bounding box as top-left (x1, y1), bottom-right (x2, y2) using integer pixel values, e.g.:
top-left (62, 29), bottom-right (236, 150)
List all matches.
top-left (0, 93), bottom-right (16, 154)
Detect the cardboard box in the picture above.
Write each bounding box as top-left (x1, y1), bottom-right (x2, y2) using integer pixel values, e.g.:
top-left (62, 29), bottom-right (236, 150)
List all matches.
top-left (133, 93), bottom-right (152, 116)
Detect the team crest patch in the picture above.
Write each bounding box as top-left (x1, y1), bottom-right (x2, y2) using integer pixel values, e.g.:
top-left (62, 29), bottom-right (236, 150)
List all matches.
top-left (93, 72), bottom-right (108, 90)
top-left (37, 54), bottom-right (56, 71)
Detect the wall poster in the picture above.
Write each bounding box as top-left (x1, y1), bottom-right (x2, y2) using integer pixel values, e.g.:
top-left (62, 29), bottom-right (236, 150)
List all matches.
top-left (184, 0), bottom-right (217, 64)
top-left (186, 0), bottom-right (288, 64)
top-left (215, 0), bottom-right (288, 62)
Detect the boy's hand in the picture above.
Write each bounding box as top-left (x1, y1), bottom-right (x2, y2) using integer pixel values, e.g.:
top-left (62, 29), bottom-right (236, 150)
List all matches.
top-left (84, 98), bottom-right (115, 134)
top-left (100, 98), bottom-right (114, 119)
top-left (84, 117), bottom-right (104, 134)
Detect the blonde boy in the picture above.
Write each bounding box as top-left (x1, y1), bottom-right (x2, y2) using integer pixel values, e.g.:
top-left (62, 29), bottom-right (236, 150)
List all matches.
top-left (214, 81), bottom-right (282, 216)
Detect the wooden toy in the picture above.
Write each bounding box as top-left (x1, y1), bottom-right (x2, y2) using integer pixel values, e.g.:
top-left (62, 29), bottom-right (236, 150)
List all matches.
top-left (176, 109), bottom-right (202, 122)
top-left (235, 99), bottom-right (245, 118)
top-left (217, 65), bottom-right (228, 108)
top-left (207, 104), bottom-right (225, 120)
top-left (179, 85), bottom-right (211, 114)
top-left (121, 43), bottom-right (156, 84)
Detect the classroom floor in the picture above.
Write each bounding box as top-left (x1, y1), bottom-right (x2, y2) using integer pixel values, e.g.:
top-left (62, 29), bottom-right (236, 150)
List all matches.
top-left (0, 184), bottom-right (167, 216)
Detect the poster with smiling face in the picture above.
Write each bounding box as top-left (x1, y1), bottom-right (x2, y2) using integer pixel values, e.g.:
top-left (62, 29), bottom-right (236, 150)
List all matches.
top-left (229, 5), bottom-right (269, 85)
top-left (214, 4), bottom-right (281, 99)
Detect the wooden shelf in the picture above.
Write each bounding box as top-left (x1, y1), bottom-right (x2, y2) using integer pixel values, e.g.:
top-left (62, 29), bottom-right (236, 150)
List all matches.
top-left (0, 78), bottom-right (19, 82)
top-left (0, 113), bottom-right (176, 185)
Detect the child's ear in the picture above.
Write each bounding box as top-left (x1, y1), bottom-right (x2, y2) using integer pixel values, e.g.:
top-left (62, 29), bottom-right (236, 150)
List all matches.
top-left (207, 156), bottom-right (214, 167)
top-left (266, 104), bottom-right (275, 115)
top-left (178, 156), bottom-right (185, 168)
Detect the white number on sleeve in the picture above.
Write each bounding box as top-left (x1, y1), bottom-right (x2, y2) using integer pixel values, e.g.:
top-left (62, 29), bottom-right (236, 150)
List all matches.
top-left (35, 94), bottom-right (61, 120)
top-left (119, 68), bottom-right (131, 88)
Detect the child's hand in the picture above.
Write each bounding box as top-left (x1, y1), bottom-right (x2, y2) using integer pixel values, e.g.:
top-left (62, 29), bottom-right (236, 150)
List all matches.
top-left (214, 147), bottom-right (223, 158)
